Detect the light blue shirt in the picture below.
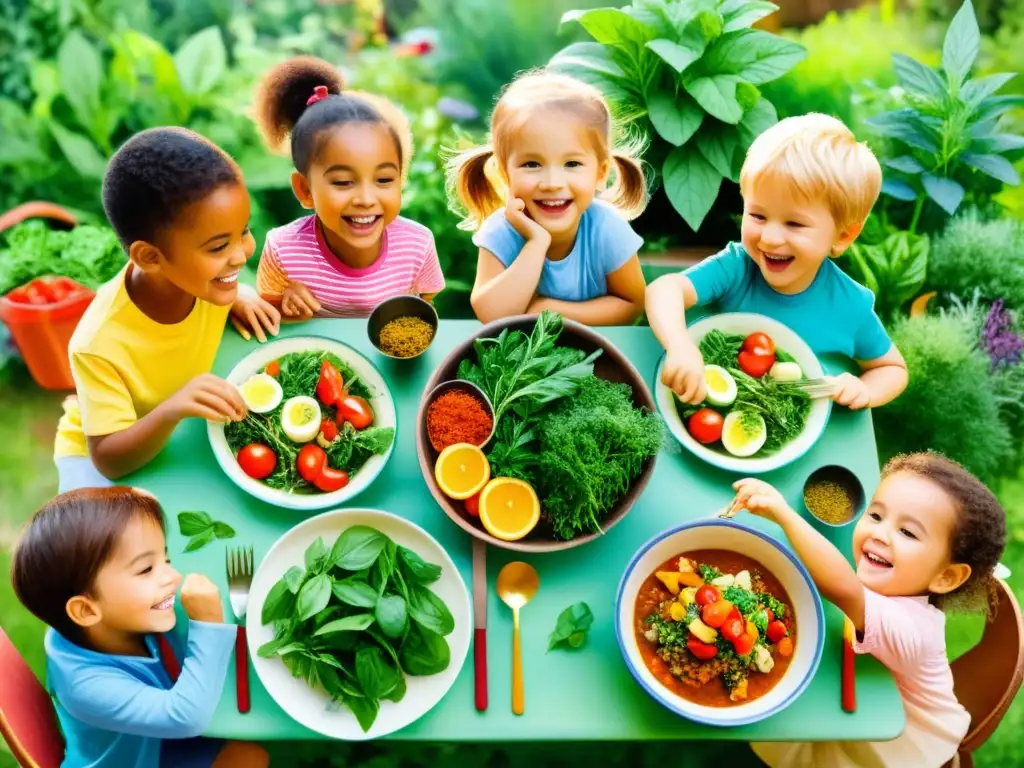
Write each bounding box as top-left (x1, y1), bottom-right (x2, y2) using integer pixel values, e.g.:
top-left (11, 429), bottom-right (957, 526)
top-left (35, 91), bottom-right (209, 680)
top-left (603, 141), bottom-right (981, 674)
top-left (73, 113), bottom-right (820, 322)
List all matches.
top-left (684, 242), bottom-right (893, 361)
top-left (473, 198), bottom-right (643, 302)
top-left (45, 621), bottom-right (235, 768)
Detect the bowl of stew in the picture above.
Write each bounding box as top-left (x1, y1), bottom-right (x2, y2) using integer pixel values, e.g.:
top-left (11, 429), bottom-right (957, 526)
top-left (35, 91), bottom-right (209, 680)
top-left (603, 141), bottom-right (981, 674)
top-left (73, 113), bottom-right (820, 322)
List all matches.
top-left (616, 518), bottom-right (824, 727)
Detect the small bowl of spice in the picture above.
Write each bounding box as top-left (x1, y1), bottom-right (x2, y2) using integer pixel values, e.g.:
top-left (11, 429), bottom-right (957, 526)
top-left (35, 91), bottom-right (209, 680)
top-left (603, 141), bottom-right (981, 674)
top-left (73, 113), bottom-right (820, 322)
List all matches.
top-left (802, 465), bottom-right (865, 527)
top-left (424, 379), bottom-right (495, 452)
top-left (368, 295), bottom-right (439, 359)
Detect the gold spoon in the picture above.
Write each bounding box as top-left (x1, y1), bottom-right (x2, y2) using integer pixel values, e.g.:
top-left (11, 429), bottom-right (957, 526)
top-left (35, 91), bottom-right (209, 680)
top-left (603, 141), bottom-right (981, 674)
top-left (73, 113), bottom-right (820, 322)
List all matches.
top-left (496, 561), bottom-right (540, 716)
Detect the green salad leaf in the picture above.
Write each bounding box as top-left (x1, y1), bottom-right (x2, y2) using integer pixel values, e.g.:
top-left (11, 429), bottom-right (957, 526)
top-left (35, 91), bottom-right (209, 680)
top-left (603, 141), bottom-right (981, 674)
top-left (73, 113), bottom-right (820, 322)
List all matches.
top-left (548, 602), bottom-right (594, 652)
top-left (176, 510), bottom-right (235, 552)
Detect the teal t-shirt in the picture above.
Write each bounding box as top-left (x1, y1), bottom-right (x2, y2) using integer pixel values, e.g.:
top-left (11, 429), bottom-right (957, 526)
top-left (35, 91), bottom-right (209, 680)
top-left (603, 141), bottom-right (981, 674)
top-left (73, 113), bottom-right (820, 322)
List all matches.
top-left (684, 242), bottom-right (893, 361)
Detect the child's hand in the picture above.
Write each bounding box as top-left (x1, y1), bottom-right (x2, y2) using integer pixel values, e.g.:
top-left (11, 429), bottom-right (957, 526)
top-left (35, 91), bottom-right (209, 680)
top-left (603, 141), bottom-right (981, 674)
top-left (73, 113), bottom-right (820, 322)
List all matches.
top-left (827, 372), bottom-right (871, 410)
top-left (730, 478), bottom-right (795, 524)
top-left (166, 374), bottom-right (247, 424)
top-left (281, 281), bottom-right (321, 319)
top-left (661, 342), bottom-right (707, 404)
top-left (505, 197), bottom-right (551, 244)
top-left (230, 293), bottom-right (280, 343)
top-left (180, 574), bottom-right (224, 623)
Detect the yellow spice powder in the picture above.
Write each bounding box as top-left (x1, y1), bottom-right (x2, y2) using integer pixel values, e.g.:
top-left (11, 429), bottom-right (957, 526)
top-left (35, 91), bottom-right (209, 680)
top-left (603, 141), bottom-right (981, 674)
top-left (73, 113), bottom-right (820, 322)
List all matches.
top-left (804, 479), bottom-right (855, 525)
top-left (379, 316), bottom-right (435, 358)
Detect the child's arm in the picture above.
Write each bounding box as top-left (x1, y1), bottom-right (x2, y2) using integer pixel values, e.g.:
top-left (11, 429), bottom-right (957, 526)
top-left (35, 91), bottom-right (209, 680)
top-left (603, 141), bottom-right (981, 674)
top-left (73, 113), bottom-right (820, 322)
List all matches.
top-left (829, 345), bottom-right (909, 410)
top-left (732, 478), bottom-right (866, 631)
top-left (57, 575), bottom-right (235, 739)
top-left (645, 272), bottom-right (707, 403)
top-left (527, 253), bottom-right (646, 326)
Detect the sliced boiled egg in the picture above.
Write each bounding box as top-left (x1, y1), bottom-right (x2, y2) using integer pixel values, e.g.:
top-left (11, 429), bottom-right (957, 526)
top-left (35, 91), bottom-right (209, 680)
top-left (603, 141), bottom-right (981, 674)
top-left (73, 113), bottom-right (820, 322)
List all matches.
top-left (703, 365), bottom-right (737, 407)
top-left (280, 396), bottom-right (322, 443)
top-left (721, 410), bottom-right (767, 457)
top-left (238, 373), bottom-right (283, 414)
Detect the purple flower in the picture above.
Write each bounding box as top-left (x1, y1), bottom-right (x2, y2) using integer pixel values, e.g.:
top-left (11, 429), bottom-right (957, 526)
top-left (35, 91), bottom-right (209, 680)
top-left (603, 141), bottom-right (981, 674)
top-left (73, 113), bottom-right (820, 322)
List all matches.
top-left (981, 298), bottom-right (1024, 370)
top-left (437, 97), bottom-right (479, 122)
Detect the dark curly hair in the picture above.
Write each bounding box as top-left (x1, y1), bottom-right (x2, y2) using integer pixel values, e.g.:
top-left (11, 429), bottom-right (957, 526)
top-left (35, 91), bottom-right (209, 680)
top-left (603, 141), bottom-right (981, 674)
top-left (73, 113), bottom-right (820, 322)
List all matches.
top-left (883, 452), bottom-right (1007, 614)
top-left (11, 487), bottom-right (166, 645)
top-left (102, 127), bottom-right (241, 250)
top-left (253, 55), bottom-right (411, 178)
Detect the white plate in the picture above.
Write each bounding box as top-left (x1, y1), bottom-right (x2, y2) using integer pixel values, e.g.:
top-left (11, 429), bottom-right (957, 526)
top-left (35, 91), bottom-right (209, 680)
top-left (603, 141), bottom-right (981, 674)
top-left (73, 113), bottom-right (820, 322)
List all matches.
top-left (616, 518), bottom-right (824, 727)
top-left (247, 508), bottom-right (472, 740)
top-left (208, 336), bottom-right (397, 510)
top-left (655, 313), bottom-right (831, 474)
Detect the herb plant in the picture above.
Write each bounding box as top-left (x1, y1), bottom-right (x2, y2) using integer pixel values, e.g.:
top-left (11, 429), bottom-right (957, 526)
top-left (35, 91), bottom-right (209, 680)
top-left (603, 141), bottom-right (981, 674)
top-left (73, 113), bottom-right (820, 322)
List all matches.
top-left (840, 221), bottom-right (930, 322)
top-left (177, 511), bottom-right (236, 553)
top-left (0, 220), bottom-right (125, 295)
top-left (258, 525), bottom-right (454, 732)
top-left (550, 0), bottom-right (805, 230)
top-left (548, 602), bottom-right (594, 651)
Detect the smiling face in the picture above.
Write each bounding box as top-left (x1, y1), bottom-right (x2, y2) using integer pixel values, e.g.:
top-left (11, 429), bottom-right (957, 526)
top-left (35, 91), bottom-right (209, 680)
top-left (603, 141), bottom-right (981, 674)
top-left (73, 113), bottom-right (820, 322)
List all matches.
top-left (293, 122), bottom-right (403, 264)
top-left (851, 472), bottom-right (967, 598)
top-left (741, 174), bottom-right (859, 295)
top-left (504, 109), bottom-right (609, 247)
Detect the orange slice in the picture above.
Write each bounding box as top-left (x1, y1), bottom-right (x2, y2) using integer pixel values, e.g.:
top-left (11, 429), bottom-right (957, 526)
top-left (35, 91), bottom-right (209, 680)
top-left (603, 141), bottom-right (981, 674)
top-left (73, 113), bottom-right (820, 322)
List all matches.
top-left (435, 443), bottom-right (490, 500)
top-left (479, 478), bottom-right (540, 541)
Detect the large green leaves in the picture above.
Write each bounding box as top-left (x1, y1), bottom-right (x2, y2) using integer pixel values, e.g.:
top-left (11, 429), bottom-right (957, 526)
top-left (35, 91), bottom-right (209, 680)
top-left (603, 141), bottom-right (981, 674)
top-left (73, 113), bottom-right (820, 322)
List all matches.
top-left (702, 29), bottom-right (806, 85)
top-left (174, 27), bottom-right (226, 98)
top-left (57, 31), bottom-right (103, 142)
top-left (685, 75), bottom-right (743, 124)
top-left (720, 0), bottom-right (779, 32)
top-left (646, 92), bottom-right (703, 146)
top-left (663, 148), bottom-right (722, 230)
top-left (891, 53), bottom-right (946, 100)
top-left (942, 0), bottom-right (980, 87)
top-left (696, 126), bottom-right (740, 180)
top-left (922, 173), bottom-right (966, 216)
top-left (560, 8), bottom-right (655, 46)
top-left (845, 231), bottom-right (929, 320)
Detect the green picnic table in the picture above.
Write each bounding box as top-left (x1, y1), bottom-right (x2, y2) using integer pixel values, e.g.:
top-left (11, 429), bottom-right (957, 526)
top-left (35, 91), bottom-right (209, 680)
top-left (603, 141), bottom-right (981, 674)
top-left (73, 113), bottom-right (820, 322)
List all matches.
top-left (128, 318), bottom-right (904, 743)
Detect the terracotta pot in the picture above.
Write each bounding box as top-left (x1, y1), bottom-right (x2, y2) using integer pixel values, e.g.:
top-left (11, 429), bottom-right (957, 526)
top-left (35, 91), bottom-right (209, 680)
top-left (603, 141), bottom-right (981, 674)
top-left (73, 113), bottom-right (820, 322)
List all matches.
top-left (910, 291), bottom-right (937, 318)
top-left (0, 201), bottom-right (76, 234)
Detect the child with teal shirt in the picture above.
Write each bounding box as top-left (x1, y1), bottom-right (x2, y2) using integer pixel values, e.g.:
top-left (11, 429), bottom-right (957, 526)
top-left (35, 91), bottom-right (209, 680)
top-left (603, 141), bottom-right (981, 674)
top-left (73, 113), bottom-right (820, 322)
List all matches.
top-left (647, 113), bottom-right (908, 409)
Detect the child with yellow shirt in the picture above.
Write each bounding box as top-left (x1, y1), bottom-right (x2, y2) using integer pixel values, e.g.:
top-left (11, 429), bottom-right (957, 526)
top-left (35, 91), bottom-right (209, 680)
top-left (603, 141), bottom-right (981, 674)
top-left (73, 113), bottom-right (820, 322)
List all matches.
top-left (54, 128), bottom-right (280, 492)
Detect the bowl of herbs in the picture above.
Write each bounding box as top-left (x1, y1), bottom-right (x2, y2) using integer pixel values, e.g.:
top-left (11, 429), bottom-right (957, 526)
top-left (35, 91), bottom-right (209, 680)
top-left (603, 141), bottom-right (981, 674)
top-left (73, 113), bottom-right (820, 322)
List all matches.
top-left (415, 311), bottom-right (663, 553)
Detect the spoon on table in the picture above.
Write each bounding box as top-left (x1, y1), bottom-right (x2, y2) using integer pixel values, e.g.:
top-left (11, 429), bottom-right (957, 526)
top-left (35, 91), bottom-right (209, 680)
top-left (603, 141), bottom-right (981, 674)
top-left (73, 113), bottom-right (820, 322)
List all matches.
top-left (496, 561), bottom-right (540, 716)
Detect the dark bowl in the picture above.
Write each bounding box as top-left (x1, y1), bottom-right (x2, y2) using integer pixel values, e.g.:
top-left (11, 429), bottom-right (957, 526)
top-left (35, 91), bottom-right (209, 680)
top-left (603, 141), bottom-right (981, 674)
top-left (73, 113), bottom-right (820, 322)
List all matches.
top-left (802, 464), bottom-right (865, 528)
top-left (423, 379), bottom-right (497, 451)
top-left (367, 295), bottom-right (439, 359)
top-left (415, 314), bottom-right (658, 553)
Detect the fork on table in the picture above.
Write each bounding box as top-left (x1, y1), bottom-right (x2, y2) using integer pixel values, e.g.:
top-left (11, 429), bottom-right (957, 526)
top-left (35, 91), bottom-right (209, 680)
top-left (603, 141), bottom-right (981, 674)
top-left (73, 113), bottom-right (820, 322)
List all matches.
top-left (226, 546), bottom-right (254, 714)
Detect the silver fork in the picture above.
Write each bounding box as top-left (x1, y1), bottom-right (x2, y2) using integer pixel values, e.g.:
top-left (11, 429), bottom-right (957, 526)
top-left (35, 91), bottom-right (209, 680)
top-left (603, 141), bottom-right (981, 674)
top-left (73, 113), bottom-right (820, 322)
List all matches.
top-left (226, 545), bottom-right (254, 714)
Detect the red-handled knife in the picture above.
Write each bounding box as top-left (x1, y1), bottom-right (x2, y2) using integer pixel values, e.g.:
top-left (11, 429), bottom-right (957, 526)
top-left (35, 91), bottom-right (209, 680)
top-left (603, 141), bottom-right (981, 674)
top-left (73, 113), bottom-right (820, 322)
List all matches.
top-left (472, 538), bottom-right (488, 711)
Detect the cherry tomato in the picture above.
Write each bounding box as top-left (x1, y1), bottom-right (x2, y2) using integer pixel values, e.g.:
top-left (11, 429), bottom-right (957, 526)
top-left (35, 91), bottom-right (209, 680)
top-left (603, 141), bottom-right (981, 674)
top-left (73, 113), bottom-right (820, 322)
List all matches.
top-left (733, 631), bottom-right (756, 657)
top-left (297, 443), bottom-right (327, 484)
top-left (23, 279), bottom-right (55, 305)
top-left (687, 407), bottom-right (724, 444)
top-left (777, 636), bottom-right (794, 657)
top-left (5, 286), bottom-right (30, 303)
top-left (319, 418), bottom-right (338, 442)
top-left (314, 466), bottom-right (349, 492)
top-left (764, 608), bottom-right (774, 623)
top-left (686, 636), bottom-right (718, 661)
top-left (728, 606), bottom-right (742, 623)
top-left (47, 277), bottom-right (84, 301)
top-left (464, 491), bottom-right (481, 517)
top-left (695, 585), bottom-right (719, 606)
top-left (766, 620), bottom-right (788, 644)
top-left (743, 332), bottom-right (776, 357)
top-left (237, 443), bottom-right (276, 480)
top-left (721, 617), bottom-right (745, 643)
top-left (316, 360), bottom-right (344, 406)
top-left (702, 599), bottom-right (734, 629)
top-left (337, 395), bottom-right (374, 430)
top-left (264, 360), bottom-right (280, 377)
top-left (738, 349), bottom-right (775, 378)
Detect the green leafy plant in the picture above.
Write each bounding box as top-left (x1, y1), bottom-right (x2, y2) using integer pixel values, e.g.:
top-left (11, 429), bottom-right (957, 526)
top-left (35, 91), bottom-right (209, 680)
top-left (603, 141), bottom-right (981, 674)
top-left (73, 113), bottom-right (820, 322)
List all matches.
top-left (258, 525), bottom-right (453, 732)
top-left (177, 510), bottom-right (236, 553)
top-left (548, 602), bottom-right (594, 651)
top-left (550, 0), bottom-right (805, 230)
top-left (865, 0), bottom-right (1024, 230)
top-left (0, 220), bottom-right (125, 296)
top-left (841, 224), bottom-right (930, 322)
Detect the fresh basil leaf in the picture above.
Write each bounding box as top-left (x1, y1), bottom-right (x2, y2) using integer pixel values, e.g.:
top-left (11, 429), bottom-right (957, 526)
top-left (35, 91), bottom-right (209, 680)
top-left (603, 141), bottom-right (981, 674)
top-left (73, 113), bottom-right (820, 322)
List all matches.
top-left (548, 602), bottom-right (594, 652)
top-left (261, 578), bottom-right (295, 624)
top-left (183, 528), bottom-right (216, 552)
top-left (305, 536), bottom-right (327, 571)
top-left (257, 638), bottom-right (305, 658)
top-left (407, 585), bottom-right (455, 636)
top-left (212, 522), bottom-right (236, 539)
top-left (332, 577), bottom-right (379, 608)
top-left (356, 646), bottom-right (400, 700)
top-left (284, 566), bottom-right (306, 594)
top-left (177, 510), bottom-right (213, 537)
top-left (567, 631), bottom-right (587, 648)
top-left (381, 672), bottom-right (407, 703)
top-left (313, 614), bottom-right (375, 636)
top-left (328, 526), bottom-right (388, 571)
top-left (296, 574), bottom-right (332, 622)
top-left (397, 546), bottom-right (442, 584)
top-left (399, 623), bottom-right (451, 676)
top-left (375, 594), bottom-right (408, 639)
top-left (281, 650), bottom-right (311, 680)
top-left (343, 691), bottom-right (380, 733)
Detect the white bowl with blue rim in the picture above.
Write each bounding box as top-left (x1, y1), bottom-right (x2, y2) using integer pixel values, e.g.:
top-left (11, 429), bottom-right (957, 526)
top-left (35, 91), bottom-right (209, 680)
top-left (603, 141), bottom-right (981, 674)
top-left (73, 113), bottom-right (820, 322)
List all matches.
top-left (616, 518), bottom-right (825, 727)
top-left (655, 312), bottom-right (832, 474)
top-left (207, 335), bottom-right (397, 511)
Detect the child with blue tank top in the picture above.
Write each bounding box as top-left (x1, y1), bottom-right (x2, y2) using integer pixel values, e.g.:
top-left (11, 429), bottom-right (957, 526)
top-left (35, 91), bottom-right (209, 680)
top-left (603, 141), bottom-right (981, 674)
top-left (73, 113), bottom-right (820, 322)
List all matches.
top-left (447, 70), bottom-right (649, 326)
top-left (647, 113), bottom-right (908, 410)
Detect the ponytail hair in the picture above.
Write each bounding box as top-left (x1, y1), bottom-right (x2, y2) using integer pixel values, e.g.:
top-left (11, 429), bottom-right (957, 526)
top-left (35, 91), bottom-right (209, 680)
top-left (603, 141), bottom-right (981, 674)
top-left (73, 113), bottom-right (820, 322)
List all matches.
top-left (603, 149), bottom-right (648, 222)
top-left (446, 145), bottom-right (505, 231)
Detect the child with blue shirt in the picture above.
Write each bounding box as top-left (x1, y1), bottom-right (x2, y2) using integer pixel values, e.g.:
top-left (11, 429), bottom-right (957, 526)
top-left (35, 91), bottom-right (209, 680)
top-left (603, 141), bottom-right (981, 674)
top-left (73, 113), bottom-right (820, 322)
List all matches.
top-left (11, 487), bottom-right (269, 768)
top-left (647, 113), bottom-right (908, 408)
top-left (447, 70), bottom-right (649, 326)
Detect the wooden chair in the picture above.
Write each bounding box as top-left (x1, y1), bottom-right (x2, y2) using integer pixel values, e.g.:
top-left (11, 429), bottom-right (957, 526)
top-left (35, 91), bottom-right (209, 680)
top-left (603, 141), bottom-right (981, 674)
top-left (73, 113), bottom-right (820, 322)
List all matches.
top-left (948, 579), bottom-right (1024, 768)
top-left (0, 629), bottom-right (63, 768)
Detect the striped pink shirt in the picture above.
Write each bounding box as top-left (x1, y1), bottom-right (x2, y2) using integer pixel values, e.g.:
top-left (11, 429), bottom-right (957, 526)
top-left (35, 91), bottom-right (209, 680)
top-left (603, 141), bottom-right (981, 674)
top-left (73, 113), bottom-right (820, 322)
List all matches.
top-left (256, 215), bottom-right (445, 318)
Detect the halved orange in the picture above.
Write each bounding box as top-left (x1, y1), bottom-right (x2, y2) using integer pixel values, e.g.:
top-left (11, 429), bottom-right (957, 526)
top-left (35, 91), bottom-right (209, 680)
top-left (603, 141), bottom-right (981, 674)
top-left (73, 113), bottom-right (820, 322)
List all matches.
top-left (435, 443), bottom-right (490, 500)
top-left (479, 478), bottom-right (540, 541)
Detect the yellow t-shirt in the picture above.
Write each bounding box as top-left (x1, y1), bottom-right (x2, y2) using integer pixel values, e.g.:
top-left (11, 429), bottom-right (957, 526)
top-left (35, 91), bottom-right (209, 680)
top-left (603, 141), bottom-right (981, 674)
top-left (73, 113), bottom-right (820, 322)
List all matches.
top-left (54, 265), bottom-right (231, 459)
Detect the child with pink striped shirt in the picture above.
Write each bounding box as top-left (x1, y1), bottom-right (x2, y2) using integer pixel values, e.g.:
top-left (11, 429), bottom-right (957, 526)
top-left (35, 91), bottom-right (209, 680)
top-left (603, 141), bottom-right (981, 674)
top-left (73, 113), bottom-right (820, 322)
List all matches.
top-left (253, 56), bottom-right (444, 318)
top-left (728, 453), bottom-right (1006, 768)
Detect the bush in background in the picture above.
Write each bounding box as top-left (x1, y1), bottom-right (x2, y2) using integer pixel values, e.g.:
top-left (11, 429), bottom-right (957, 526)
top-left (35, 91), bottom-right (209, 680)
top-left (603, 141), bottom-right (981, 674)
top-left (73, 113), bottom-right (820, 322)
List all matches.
top-left (926, 212), bottom-right (1024, 310)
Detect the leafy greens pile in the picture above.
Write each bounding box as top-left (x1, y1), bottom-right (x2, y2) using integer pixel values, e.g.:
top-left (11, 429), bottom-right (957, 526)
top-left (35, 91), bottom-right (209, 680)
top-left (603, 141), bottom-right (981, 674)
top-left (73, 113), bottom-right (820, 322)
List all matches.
top-left (458, 311), bottom-right (662, 540)
top-left (679, 330), bottom-right (811, 455)
top-left (224, 351), bottom-right (394, 492)
top-left (0, 220), bottom-right (125, 295)
top-left (258, 525), bottom-right (454, 732)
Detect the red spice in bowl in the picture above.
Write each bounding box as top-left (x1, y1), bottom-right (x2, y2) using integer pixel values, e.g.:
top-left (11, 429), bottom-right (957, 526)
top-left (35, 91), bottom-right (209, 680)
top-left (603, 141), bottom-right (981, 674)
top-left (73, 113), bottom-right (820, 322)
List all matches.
top-left (427, 389), bottom-right (494, 451)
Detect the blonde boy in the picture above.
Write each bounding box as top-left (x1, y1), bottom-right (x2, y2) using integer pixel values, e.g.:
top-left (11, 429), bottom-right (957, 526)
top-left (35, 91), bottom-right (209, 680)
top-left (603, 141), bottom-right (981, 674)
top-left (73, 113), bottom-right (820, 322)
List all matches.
top-left (647, 113), bottom-right (907, 409)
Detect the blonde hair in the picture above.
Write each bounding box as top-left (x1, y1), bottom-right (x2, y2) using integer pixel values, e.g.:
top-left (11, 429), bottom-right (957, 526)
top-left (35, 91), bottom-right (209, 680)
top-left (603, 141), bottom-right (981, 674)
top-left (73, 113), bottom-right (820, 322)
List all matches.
top-left (446, 70), bottom-right (647, 230)
top-left (740, 113), bottom-right (882, 233)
